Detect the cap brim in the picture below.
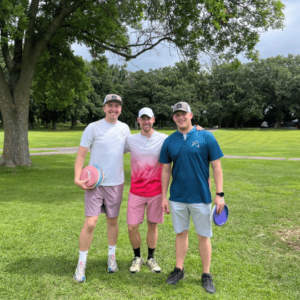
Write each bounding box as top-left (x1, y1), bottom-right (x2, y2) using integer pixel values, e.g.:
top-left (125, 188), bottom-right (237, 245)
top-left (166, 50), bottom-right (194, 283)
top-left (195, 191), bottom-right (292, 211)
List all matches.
top-left (139, 114), bottom-right (153, 118)
top-left (172, 109), bottom-right (189, 115)
top-left (104, 99), bottom-right (122, 104)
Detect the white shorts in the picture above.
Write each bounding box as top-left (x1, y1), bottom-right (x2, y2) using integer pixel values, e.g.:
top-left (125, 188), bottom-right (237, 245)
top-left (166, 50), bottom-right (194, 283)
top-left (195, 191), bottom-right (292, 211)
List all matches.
top-left (169, 201), bottom-right (212, 237)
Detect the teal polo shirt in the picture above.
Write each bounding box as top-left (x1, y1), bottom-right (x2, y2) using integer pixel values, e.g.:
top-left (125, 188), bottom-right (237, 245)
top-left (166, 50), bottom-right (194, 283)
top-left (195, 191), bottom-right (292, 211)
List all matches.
top-left (159, 127), bottom-right (223, 204)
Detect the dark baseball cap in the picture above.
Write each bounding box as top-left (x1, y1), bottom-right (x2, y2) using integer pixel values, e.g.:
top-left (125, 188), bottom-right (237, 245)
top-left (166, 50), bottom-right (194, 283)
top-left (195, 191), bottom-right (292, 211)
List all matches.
top-left (172, 102), bottom-right (191, 114)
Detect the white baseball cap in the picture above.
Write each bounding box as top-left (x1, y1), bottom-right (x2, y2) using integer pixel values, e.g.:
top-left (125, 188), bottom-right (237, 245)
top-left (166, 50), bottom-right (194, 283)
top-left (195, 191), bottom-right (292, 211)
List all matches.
top-left (138, 107), bottom-right (154, 118)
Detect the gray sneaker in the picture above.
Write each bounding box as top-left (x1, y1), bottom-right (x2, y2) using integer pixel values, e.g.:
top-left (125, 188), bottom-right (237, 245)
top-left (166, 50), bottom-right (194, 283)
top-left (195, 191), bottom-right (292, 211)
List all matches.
top-left (146, 258), bottom-right (161, 273)
top-left (107, 254), bottom-right (118, 273)
top-left (130, 257), bottom-right (144, 273)
top-left (74, 261), bottom-right (86, 283)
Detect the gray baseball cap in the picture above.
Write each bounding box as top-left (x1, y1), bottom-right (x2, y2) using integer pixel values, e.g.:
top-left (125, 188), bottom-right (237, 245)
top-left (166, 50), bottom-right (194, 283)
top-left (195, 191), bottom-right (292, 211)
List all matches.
top-left (103, 94), bottom-right (122, 105)
top-left (172, 102), bottom-right (191, 114)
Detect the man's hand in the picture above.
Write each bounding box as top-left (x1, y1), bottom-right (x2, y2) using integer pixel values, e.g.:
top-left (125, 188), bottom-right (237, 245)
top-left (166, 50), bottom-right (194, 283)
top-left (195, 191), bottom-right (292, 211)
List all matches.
top-left (74, 178), bottom-right (94, 190)
top-left (195, 125), bottom-right (204, 131)
top-left (162, 197), bottom-right (170, 214)
top-left (214, 195), bottom-right (225, 215)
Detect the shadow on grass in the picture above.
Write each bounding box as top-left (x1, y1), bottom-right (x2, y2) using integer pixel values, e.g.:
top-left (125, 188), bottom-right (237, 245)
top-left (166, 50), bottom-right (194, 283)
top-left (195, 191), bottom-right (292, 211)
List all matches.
top-left (5, 256), bottom-right (167, 286)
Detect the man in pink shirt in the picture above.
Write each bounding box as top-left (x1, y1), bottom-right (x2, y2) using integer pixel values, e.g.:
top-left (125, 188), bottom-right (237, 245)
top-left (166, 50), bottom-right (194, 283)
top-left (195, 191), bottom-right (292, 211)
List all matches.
top-left (124, 107), bottom-right (167, 273)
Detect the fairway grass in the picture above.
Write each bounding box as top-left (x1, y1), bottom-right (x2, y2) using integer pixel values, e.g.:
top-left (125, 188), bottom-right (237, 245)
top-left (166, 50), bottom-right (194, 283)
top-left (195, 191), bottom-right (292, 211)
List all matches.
top-left (213, 129), bottom-right (300, 159)
top-left (1, 127), bottom-right (299, 159)
top-left (0, 154), bottom-right (299, 299)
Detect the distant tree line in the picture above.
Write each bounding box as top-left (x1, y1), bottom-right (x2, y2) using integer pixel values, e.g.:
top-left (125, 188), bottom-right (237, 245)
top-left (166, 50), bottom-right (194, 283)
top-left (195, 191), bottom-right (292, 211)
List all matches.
top-left (2, 55), bottom-right (299, 130)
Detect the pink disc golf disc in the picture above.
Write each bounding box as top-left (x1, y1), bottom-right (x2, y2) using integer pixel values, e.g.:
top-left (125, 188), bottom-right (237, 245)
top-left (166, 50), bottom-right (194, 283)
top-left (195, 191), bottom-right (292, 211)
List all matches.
top-left (80, 165), bottom-right (103, 187)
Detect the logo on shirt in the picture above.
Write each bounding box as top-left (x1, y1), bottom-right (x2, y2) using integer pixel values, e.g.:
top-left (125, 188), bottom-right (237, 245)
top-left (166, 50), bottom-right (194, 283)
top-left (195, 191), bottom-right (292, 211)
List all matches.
top-left (119, 130), bottom-right (127, 138)
top-left (191, 141), bottom-right (200, 148)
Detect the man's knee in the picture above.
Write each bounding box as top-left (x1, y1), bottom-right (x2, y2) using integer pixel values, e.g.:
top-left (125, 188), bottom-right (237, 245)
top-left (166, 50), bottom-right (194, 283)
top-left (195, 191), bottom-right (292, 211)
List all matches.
top-left (197, 234), bottom-right (210, 243)
top-left (128, 224), bottom-right (139, 234)
top-left (147, 221), bottom-right (157, 231)
top-left (176, 230), bottom-right (189, 238)
top-left (84, 216), bottom-right (98, 231)
top-left (107, 216), bottom-right (118, 226)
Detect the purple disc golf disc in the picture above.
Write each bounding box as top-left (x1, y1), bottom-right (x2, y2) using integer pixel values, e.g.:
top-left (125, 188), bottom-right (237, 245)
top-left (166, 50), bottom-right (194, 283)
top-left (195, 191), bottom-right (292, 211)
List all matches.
top-left (212, 204), bottom-right (229, 226)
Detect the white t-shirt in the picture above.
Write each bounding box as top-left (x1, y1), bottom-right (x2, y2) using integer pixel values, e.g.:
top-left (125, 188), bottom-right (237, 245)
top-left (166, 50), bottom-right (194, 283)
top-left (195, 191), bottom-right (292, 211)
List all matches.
top-left (124, 131), bottom-right (168, 197)
top-left (80, 119), bottom-right (131, 186)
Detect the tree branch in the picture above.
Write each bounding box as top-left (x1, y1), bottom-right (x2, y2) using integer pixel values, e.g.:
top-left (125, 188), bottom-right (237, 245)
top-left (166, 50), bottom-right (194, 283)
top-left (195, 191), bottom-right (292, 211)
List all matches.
top-left (90, 37), bottom-right (174, 59)
top-left (28, 0), bottom-right (87, 64)
top-left (0, 65), bottom-right (14, 109)
top-left (0, 18), bottom-right (14, 72)
top-left (22, 0), bottom-right (40, 60)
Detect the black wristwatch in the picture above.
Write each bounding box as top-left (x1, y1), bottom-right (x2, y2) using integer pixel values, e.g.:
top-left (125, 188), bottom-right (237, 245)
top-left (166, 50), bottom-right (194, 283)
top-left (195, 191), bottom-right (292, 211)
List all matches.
top-left (216, 192), bottom-right (225, 197)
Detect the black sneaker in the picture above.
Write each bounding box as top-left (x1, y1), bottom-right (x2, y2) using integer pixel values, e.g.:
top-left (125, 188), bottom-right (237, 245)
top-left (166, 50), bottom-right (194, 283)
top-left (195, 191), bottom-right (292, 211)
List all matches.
top-left (165, 267), bottom-right (184, 285)
top-left (201, 273), bottom-right (216, 294)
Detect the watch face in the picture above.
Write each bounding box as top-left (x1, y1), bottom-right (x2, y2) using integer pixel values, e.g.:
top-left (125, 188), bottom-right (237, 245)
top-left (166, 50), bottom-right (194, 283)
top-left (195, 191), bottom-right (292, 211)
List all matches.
top-left (217, 192), bottom-right (225, 197)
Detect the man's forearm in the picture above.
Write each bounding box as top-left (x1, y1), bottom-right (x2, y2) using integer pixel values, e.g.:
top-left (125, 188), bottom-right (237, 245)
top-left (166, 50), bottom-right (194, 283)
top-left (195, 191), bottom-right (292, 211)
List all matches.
top-left (161, 164), bottom-right (171, 198)
top-left (74, 146), bottom-right (89, 182)
top-left (211, 159), bottom-right (223, 193)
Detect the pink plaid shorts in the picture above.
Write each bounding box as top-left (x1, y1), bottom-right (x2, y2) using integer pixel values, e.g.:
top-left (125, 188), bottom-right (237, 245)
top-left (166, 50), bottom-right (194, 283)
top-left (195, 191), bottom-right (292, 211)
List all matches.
top-left (127, 192), bottom-right (164, 225)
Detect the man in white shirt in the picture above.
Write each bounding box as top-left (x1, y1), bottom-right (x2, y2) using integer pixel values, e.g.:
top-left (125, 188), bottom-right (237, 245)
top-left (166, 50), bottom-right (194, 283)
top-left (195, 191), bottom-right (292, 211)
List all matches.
top-left (74, 94), bottom-right (131, 283)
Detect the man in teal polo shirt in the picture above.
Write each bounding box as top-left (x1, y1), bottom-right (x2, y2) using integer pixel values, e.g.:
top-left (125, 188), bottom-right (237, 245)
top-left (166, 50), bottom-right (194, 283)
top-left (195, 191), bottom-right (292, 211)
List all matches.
top-left (159, 102), bottom-right (225, 294)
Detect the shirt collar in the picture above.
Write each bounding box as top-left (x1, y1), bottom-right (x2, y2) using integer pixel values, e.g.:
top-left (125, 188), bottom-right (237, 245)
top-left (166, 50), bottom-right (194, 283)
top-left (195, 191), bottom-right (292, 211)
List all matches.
top-left (176, 127), bottom-right (196, 136)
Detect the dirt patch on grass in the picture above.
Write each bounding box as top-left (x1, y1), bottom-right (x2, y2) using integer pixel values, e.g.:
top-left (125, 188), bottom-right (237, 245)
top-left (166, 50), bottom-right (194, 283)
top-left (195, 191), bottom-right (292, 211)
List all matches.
top-left (276, 227), bottom-right (300, 251)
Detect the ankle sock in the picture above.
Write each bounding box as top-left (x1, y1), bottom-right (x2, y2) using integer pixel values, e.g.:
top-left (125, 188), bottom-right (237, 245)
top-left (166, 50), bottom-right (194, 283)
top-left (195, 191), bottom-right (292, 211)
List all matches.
top-left (133, 247), bottom-right (141, 258)
top-left (108, 244), bottom-right (116, 256)
top-left (79, 250), bottom-right (88, 264)
top-left (148, 247), bottom-right (155, 260)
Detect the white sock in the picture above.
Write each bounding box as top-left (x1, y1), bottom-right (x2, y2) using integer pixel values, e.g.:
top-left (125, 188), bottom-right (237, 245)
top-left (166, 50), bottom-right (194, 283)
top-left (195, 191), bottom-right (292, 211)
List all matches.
top-left (108, 245), bottom-right (116, 256)
top-left (78, 250), bottom-right (88, 264)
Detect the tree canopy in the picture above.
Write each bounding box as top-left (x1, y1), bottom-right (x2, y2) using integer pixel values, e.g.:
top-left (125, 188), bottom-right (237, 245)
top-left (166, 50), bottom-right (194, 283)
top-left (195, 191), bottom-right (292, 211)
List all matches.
top-left (0, 0), bottom-right (285, 166)
top-left (27, 55), bottom-right (300, 131)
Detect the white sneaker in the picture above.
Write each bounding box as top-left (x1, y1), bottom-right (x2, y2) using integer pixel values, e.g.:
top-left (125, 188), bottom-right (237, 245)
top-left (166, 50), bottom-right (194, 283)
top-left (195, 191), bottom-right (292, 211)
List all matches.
top-left (130, 257), bottom-right (144, 273)
top-left (107, 254), bottom-right (118, 273)
top-left (146, 258), bottom-right (161, 273)
top-left (74, 261), bottom-right (86, 283)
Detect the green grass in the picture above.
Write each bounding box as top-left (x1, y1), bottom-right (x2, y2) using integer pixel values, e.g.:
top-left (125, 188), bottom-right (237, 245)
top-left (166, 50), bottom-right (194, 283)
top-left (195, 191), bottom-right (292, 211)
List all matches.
top-left (0, 152), bottom-right (300, 299)
top-left (1, 126), bottom-right (299, 159)
top-left (213, 129), bottom-right (300, 159)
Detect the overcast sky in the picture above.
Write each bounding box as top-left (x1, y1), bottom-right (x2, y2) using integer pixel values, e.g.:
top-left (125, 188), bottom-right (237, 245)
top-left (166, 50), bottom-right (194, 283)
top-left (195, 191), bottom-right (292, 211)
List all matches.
top-left (71, 0), bottom-right (300, 72)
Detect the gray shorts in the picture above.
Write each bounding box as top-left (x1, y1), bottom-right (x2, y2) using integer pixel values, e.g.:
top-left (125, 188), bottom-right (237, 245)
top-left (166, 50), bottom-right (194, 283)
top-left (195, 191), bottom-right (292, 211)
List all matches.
top-left (169, 201), bottom-right (212, 238)
top-left (85, 184), bottom-right (124, 218)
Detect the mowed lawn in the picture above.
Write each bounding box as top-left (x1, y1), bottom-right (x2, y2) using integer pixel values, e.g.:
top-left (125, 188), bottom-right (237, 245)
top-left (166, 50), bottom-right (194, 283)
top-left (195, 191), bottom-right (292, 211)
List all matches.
top-left (1, 127), bottom-right (299, 159)
top-left (0, 128), bottom-right (300, 299)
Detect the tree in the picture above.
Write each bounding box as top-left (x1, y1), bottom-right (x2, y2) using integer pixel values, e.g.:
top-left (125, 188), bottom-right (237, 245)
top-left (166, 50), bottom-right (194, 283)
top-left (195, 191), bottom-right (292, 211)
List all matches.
top-left (0, 0), bottom-right (284, 166)
top-left (248, 57), bottom-right (297, 128)
top-left (80, 63), bottom-right (128, 125)
top-left (209, 63), bottom-right (263, 128)
top-left (31, 45), bottom-right (92, 130)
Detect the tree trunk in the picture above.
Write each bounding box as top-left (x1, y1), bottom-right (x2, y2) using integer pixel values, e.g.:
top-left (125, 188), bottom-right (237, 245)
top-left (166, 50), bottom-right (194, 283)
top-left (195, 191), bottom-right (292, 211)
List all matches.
top-left (52, 121), bottom-right (57, 130)
top-left (234, 118), bottom-right (238, 129)
top-left (275, 95), bottom-right (282, 129)
top-left (276, 120), bottom-right (281, 129)
top-left (70, 112), bottom-right (77, 129)
top-left (218, 118), bottom-right (222, 129)
top-left (0, 97), bottom-right (31, 167)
